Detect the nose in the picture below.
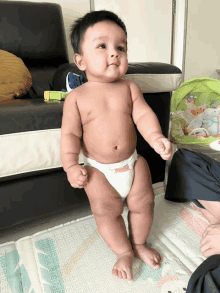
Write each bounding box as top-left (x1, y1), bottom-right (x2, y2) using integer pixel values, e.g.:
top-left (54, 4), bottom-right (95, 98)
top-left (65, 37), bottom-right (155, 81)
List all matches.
top-left (110, 48), bottom-right (119, 58)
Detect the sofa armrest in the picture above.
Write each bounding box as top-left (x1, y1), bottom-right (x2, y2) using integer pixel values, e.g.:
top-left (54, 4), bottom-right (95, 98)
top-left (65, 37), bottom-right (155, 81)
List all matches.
top-left (52, 62), bottom-right (182, 93)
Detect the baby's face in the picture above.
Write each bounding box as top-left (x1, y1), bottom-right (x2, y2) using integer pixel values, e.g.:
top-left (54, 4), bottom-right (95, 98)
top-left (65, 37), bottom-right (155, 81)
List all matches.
top-left (79, 20), bottom-right (128, 83)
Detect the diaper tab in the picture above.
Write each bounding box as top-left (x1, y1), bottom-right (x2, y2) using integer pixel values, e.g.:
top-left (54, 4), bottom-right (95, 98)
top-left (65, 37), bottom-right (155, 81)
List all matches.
top-left (114, 164), bottom-right (133, 173)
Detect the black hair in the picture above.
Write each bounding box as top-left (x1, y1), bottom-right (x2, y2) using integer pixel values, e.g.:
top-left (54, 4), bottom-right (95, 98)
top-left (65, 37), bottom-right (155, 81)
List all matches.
top-left (69, 10), bottom-right (127, 54)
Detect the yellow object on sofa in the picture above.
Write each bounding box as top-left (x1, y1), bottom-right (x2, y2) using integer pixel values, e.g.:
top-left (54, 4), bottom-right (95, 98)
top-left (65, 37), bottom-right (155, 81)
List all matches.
top-left (0, 50), bottom-right (32, 101)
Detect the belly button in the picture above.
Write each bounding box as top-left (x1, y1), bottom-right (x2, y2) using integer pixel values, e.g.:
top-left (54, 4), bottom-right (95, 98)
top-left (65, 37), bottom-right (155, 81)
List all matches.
top-left (114, 146), bottom-right (118, 149)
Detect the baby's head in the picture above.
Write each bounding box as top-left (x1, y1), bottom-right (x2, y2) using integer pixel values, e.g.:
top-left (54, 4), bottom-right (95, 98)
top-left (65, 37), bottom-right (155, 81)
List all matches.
top-left (69, 10), bottom-right (128, 83)
top-left (70, 10), bottom-right (127, 55)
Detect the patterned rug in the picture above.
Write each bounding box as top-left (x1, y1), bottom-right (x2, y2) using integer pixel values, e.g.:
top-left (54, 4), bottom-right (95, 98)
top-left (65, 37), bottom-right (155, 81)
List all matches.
top-left (0, 193), bottom-right (208, 293)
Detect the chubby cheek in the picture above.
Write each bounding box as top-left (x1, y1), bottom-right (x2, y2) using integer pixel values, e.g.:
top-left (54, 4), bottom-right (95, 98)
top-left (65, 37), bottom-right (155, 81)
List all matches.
top-left (87, 58), bottom-right (103, 71)
top-left (122, 59), bottom-right (128, 73)
top-left (122, 54), bottom-right (128, 65)
top-left (95, 57), bottom-right (103, 64)
top-left (90, 54), bottom-right (105, 66)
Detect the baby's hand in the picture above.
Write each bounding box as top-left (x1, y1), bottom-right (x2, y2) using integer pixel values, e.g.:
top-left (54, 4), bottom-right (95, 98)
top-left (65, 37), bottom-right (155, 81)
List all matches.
top-left (153, 137), bottom-right (172, 160)
top-left (67, 164), bottom-right (88, 188)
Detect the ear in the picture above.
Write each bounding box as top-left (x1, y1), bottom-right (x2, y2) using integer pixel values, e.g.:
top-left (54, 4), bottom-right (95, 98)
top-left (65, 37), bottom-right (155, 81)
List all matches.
top-left (73, 53), bottom-right (86, 71)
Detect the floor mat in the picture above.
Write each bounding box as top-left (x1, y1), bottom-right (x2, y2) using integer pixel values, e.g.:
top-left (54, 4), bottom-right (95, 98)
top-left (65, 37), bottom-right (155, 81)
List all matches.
top-left (0, 193), bottom-right (208, 293)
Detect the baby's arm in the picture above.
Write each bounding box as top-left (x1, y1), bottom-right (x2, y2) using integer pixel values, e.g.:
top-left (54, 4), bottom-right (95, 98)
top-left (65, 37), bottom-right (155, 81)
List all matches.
top-left (60, 92), bottom-right (87, 188)
top-left (129, 81), bottom-right (172, 160)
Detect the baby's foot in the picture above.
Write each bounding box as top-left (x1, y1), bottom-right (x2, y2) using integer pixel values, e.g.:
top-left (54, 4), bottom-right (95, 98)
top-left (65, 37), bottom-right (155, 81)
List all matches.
top-left (112, 250), bottom-right (134, 282)
top-left (133, 244), bottom-right (161, 270)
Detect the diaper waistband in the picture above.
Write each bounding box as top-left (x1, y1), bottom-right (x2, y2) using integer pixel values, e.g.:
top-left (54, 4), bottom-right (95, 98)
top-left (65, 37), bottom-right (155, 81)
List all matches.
top-left (83, 149), bottom-right (138, 170)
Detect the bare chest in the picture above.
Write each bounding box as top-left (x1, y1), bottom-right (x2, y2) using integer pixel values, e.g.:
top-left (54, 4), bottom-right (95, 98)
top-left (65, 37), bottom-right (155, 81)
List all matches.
top-left (77, 84), bottom-right (132, 125)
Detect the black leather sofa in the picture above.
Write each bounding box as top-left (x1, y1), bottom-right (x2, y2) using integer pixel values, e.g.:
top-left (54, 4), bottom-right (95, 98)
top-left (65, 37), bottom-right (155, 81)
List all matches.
top-left (0, 1), bottom-right (182, 231)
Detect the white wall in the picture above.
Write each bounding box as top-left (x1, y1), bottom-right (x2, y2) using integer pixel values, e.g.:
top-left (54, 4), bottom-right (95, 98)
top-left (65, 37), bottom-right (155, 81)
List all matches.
top-left (60, 0), bottom-right (90, 62)
top-left (184, 0), bottom-right (220, 81)
top-left (9, 0), bottom-right (189, 70)
top-left (92, 0), bottom-right (173, 63)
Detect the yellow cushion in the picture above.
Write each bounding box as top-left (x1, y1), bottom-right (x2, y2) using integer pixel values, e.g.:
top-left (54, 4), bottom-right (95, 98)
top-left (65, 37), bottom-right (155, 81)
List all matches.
top-left (0, 50), bottom-right (32, 101)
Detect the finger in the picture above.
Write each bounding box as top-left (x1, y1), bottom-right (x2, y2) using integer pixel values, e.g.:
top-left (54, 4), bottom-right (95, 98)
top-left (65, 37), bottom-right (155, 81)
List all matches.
top-left (77, 181), bottom-right (87, 187)
top-left (161, 139), bottom-right (172, 154)
top-left (154, 141), bottom-right (165, 153)
top-left (200, 241), bottom-right (211, 253)
top-left (200, 236), bottom-right (209, 246)
top-left (80, 167), bottom-right (88, 176)
top-left (161, 154), bottom-right (171, 160)
top-left (202, 225), bottom-right (213, 237)
top-left (79, 175), bottom-right (88, 182)
top-left (205, 226), bottom-right (213, 235)
top-left (78, 183), bottom-right (87, 188)
top-left (158, 141), bottom-right (165, 151)
top-left (71, 183), bottom-right (84, 189)
top-left (202, 229), bottom-right (208, 238)
top-left (209, 223), bottom-right (219, 230)
top-left (76, 185), bottom-right (84, 189)
top-left (160, 152), bottom-right (172, 160)
top-left (202, 248), bottom-right (216, 258)
top-left (78, 178), bottom-right (88, 186)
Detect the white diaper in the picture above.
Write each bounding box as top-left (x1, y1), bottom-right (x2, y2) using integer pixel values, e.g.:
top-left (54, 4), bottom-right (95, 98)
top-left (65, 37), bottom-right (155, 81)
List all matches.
top-left (83, 150), bottom-right (138, 200)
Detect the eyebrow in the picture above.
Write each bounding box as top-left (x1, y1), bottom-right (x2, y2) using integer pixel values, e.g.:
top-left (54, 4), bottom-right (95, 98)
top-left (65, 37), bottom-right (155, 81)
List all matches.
top-left (92, 36), bottom-right (127, 45)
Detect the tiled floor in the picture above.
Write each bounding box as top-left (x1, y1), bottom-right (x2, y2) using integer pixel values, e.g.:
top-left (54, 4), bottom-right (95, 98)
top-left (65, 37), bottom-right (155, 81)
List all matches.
top-left (0, 182), bottom-right (165, 245)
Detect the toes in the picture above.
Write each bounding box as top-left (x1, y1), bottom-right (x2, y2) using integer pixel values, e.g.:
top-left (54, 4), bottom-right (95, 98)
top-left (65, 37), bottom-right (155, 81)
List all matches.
top-left (150, 249), bottom-right (161, 265)
top-left (112, 268), bottom-right (119, 279)
top-left (151, 259), bottom-right (160, 269)
top-left (118, 270), bottom-right (123, 279)
top-left (154, 256), bottom-right (161, 264)
top-left (154, 264), bottom-right (160, 270)
top-left (126, 269), bottom-right (133, 282)
top-left (147, 256), bottom-right (161, 269)
top-left (112, 268), bottom-right (125, 279)
top-left (118, 270), bottom-right (128, 279)
top-left (112, 268), bottom-right (133, 282)
top-left (121, 270), bottom-right (127, 279)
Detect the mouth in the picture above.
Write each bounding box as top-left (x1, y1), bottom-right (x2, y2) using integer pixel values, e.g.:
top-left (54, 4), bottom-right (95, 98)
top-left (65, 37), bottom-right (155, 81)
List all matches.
top-left (109, 63), bottom-right (119, 66)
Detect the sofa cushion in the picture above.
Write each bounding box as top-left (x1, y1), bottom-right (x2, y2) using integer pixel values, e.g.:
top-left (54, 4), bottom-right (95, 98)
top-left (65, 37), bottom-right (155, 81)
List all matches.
top-left (0, 2), bottom-right (69, 67)
top-left (0, 50), bottom-right (32, 101)
top-left (0, 101), bottom-right (84, 182)
top-left (0, 128), bottom-right (84, 182)
top-left (0, 1), bottom-right (70, 99)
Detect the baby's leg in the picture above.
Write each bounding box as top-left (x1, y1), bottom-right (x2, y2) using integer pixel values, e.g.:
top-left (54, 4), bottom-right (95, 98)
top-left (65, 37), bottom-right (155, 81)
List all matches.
top-left (126, 155), bottom-right (161, 269)
top-left (84, 165), bottom-right (134, 282)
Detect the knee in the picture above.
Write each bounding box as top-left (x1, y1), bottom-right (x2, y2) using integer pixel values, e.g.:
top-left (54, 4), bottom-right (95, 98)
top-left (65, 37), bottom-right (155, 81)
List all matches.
top-left (128, 196), bottom-right (154, 214)
top-left (91, 198), bottom-right (124, 218)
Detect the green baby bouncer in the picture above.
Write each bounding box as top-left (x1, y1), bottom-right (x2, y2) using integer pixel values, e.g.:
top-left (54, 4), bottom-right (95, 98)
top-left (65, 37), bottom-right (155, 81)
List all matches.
top-left (170, 77), bottom-right (220, 151)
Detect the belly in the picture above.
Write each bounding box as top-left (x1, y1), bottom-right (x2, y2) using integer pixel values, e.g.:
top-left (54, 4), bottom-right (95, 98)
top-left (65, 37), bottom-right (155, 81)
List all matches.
top-left (82, 113), bottom-right (137, 163)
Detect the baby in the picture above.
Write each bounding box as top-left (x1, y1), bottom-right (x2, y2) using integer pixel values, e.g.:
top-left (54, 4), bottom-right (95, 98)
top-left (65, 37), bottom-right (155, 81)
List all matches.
top-left (61, 10), bottom-right (172, 282)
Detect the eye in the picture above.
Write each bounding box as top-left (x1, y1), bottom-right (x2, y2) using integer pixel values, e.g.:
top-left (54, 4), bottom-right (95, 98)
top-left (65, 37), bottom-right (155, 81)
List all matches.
top-left (98, 44), bottom-right (106, 49)
top-left (118, 46), bottom-right (125, 51)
